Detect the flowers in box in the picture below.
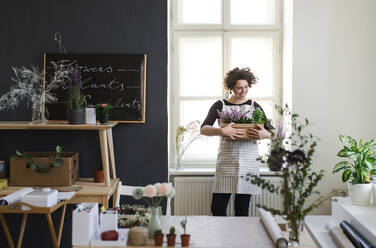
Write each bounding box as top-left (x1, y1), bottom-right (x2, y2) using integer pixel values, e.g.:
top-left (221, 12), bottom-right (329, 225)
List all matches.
top-left (217, 108), bottom-right (265, 124)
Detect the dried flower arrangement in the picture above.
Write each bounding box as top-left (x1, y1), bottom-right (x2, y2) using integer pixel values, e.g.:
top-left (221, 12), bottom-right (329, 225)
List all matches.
top-left (0, 62), bottom-right (73, 123)
top-left (175, 120), bottom-right (202, 169)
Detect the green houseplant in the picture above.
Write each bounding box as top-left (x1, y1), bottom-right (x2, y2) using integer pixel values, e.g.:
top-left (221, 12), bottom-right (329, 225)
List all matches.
top-left (166, 226), bottom-right (176, 246)
top-left (154, 229), bottom-right (164, 246)
top-left (66, 65), bottom-right (85, 124)
top-left (180, 217), bottom-right (190, 247)
top-left (96, 103), bottom-right (113, 124)
top-left (333, 135), bottom-right (376, 205)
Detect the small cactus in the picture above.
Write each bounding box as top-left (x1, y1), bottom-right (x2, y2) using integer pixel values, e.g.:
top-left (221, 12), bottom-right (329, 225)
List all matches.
top-left (154, 229), bottom-right (162, 236)
top-left (169, 226), bottom-right (176, 235)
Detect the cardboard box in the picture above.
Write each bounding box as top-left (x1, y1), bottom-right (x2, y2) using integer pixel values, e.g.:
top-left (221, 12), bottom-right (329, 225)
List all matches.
top-left (72, 202), bottom-right (99, 246)
top-left (10, 152), bottom-right (79, 186)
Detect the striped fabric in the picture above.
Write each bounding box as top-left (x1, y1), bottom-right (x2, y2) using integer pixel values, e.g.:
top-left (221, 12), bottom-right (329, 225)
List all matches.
top-left (213, 100), bottom-right (261, 195)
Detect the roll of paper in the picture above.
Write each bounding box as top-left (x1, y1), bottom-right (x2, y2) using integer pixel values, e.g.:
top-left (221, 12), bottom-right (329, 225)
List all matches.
top-left (0, 188), bottom-right (33, 206)
top-left (339, 221), bottom-right (375, 248)
top-left (325, 222), bottom-right (355, 248)
top-left (259, 208), bottom-right (288, 248)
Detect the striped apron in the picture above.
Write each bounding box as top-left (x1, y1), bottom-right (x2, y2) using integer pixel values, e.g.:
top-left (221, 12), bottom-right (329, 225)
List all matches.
top-left (213, 100), bottom-right (261, 195)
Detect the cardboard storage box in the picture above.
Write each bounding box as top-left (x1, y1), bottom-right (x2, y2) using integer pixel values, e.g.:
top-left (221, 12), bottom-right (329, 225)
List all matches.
top-left (10, 152), bottom-right (79, 186)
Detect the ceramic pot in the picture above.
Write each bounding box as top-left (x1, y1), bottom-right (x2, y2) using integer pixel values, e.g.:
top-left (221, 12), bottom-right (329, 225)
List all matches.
top-left (93, 170), bottom-right (104, 183)
top-left (148, 207), bottom-right (161, 238)
top-left (154, 234), bottom-right (164, 246)
top-left (67, 109), bottom-right (84, 124)
top-left (167, 234), bottom-right (176, 246)
top-left (180, 234), bottom-right (190, 247)
top-left (99, 114), bottom-right (109, 124)
top-left (348, 183), bottom-right (372, 205)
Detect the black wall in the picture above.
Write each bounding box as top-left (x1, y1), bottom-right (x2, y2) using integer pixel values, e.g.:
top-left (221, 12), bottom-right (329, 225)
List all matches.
top-left (0, 1), bottom-right (167, 247)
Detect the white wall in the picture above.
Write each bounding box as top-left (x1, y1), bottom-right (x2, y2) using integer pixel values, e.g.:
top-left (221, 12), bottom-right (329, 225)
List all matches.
top-left (292, 0), bottom-right (376, 214)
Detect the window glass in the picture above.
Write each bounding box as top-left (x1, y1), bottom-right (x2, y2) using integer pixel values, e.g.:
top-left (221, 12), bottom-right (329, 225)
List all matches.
top-left (231, 36), bottom-right (274, 97)
top-left (180, 37), bottom-right (223, 97)
top-left (231, 0), bottom-right (275, 25)
top-left (180, 0), bottom-right (222, 24)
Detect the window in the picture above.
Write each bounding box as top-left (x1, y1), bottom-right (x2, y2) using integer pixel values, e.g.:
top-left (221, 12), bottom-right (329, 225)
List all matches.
top-left (170, 0), bottom-right (282, 168)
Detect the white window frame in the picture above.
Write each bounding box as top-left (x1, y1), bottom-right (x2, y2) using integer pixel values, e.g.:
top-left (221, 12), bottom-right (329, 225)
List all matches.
top-left (169, 0), bottom-right (282, 168)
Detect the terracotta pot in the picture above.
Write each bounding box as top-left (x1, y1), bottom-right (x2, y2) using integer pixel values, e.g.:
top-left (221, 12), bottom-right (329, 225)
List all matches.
top-left (93, 170), bottom-right (104, 183)
top-left (166, 234), bottom-right (176, 246)
top-left (180, 234), bottom-right (190, 247)
top-left (154, 234), bottom-right (164, 246)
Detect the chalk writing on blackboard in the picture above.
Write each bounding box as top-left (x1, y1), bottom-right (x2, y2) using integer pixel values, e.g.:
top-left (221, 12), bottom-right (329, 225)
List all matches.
top-left (44, 53), bottom-right (146, 123)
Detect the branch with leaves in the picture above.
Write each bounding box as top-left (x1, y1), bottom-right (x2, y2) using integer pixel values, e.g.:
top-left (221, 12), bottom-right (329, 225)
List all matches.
top-left (175, 120), bottom-right (202, 168)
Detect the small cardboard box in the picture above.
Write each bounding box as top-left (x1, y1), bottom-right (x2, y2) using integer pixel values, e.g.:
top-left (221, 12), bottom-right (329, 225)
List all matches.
top-left (72, 202), bottom-right (99, 246)
top-left (10, 152), bottom-right (79, 186)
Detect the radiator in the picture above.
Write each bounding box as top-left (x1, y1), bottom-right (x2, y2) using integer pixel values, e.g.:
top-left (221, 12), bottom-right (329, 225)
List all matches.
top-left (172, 176), bottom-right (283, 216)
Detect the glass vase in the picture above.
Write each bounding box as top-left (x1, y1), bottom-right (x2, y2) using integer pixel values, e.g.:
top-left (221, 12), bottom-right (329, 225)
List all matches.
top-left (288, 219), bottom-right (304, 247)
top-left (31, 97), bottom-right (47, 125)
top-left (148, 207), bottom-right (161, 238)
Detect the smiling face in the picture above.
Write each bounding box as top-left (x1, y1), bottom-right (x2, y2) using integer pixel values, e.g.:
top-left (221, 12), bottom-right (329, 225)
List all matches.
top-left (231, 79), bottom-right (249, 100)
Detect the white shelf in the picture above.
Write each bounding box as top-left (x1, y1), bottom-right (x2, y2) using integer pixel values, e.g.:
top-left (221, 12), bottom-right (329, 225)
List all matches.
top-left (305, 197), bottom-right (376, 248)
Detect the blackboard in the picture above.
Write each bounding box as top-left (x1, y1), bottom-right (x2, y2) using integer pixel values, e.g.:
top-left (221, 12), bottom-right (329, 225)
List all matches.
top-left (44, 53), bottom-right (146, 123)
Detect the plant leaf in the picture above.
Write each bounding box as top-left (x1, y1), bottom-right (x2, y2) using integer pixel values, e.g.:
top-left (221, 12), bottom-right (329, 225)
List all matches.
top-left (339, 135), bottom-right (357, 149)
top-left (56, 146), bottom-right (62, 153)
top-left (333, 161), bottom-right (350, 173)
top-left (342, 169), bottom-right (352, 182)
top-left (30, 163), bottom-right (37, 171)
top-left (337, 148), bottom-right (356, 157)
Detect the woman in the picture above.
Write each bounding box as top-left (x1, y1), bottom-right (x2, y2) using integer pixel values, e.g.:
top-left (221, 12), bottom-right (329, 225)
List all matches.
top-left (200, 67), bottom-right (274, 216)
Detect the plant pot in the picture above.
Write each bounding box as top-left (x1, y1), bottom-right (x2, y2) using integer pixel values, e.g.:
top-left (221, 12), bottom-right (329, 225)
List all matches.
top-left (166, 234), bottom-right (176, 246)
top-left (93, 170), bottom-right (104, 183)
top-left (99, 114), bottom-right (109, 124)
top-left (221, 123), bottom-right (264, 140)
top-left (373, 183), bottom-right (376, 205)
top-left (348, 183), bottom-right (372, 205)
top-left (180, 234), bottom-right (190, 247)
top-left (154, 234), bottom-right (164, 246)
top-left (67, 109), bottom-right (84, 124)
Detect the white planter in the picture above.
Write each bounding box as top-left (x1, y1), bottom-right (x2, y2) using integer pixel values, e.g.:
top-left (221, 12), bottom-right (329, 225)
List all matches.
top-left (348, 183), bottom-right (372, 205)
top-left (373, 184), bottom-right (376, 205)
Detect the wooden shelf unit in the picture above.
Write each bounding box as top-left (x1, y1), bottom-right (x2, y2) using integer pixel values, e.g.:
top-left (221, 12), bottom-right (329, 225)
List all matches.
top-left (0, 121), bottom-right (118, 186)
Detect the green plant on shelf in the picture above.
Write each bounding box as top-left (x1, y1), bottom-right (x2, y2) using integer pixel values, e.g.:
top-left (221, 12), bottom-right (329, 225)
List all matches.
top-left (14, 145), bottom-right (64, 173)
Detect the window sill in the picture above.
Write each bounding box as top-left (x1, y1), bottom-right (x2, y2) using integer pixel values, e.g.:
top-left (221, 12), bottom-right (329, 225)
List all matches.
top-left (169, 167), bottom-right (282, 176)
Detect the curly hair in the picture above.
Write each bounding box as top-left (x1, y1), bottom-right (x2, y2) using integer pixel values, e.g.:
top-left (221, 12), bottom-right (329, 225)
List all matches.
top-left (224, 67), bottom-right (258, 90)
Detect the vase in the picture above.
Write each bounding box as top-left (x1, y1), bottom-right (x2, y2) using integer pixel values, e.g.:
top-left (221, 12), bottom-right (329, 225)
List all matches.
top-left (31, 99), bottom-right (47, 124)
top-left (288, 219), bottom-right (304, 247)
top-left (148, 207), bottom-right (161, 238)
top-left (99, 114), bottom-right (109, 124)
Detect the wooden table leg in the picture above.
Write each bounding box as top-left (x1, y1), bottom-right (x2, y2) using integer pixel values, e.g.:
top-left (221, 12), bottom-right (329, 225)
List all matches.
top-left (17, 213), bottom-right (28, 248)
top-left (112, 181), bottom-right (119, 207)
top-left (46, 213), bottom-right (59, 248)
top-left (102, 195), bottom-right (109, 209)
top-left (99, 129), bottom-right (111, 186)
top-left (106, 128), bottom-right (117, 179)
top-left (0, 213), bottom-right (15, 248)
top-left (57, 203), bottom-right (67, 246)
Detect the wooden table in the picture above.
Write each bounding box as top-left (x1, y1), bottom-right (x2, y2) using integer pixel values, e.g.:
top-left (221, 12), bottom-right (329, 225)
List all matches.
top-left (0, 199), bottom-right (71, 248)
top-left (0, 178), bottom-right (119, 208)
top-left (0, 121), bottom-right (118, 186)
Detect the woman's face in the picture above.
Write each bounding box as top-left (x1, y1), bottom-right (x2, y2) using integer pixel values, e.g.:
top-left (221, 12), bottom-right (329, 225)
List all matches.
top-left (231, 80), bottom-right (249, 99)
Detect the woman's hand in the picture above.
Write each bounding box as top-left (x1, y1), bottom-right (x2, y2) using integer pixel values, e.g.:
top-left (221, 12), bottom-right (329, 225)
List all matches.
top-left (248, 125), bottom-right (271, 140)
top-left (221, 123), bottom-right (245, 140)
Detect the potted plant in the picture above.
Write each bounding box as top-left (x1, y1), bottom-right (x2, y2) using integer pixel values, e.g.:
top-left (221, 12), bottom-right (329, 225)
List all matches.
top-left (66, 65), bottom-right (85, 124)
top-left (217, 108), bottom-right (266, 140)
top-left (180, 217), bottom-right (190, 247)
top-left (96, 103), bottom-right (112, 124)
top-left (166, 226), bottom-right (176, 246)
top-left (333, 135), bottom-right (376, 205)
top-left (154, 229), bottom-right (164, 246)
